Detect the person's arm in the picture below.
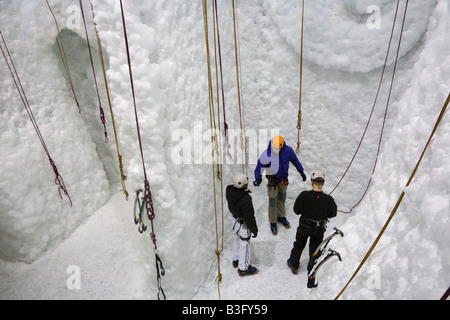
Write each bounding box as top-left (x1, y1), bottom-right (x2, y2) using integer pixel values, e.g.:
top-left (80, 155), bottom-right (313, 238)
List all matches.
top-left (293, 192), bottom-right (305, 215)
top-left (254, 151), bottom-right (270, 186)
top-left (289, 148), bottom-right (306, 181)
top-left (328, 197), bottom-right (338, 218)
top-left (242, 195), bottom-right (258, 235)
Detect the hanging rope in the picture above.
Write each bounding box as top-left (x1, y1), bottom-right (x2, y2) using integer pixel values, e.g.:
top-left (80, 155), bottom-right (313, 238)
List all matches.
top-left (213, 0), bottom-right (232, 161)
top-left (335, 92), bottom-right (449, 300)
top-left (295, 0), bottom-right (305, 154)
top-left (203, 0), bottom-right (226, 299)
top-left (79, 0), bottom-right (109, 144)
top-left (0, 30), bottom-right (72, 206)
top-left (441, 286), bottom-right (450, 300)
top-left (90, 1), bottom-right (128, 201)
top-left (330, 0), bottom-right (405, 214)
top-left (234, 1), bottom-right (248, 173)
top-left (211, 0), bottom-right (222, 182)
top-left (46, 0), bottom-right (80, 113)
top-left (232, 0), bottom-right (246, 173)
top-left (119, 0), bottom-right (165, 300)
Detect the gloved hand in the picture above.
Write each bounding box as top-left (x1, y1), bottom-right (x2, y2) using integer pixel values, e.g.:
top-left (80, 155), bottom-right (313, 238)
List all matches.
top-left (252, 232), bottom-right (258, 238)
top-left (253, 178), bottom-right (262, 187)
top-left (300, 171), bottom-right (307, 182)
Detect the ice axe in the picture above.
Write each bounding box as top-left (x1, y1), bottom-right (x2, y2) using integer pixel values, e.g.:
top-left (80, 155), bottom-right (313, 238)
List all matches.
top-left (307, 248), bottom-right (342, 289)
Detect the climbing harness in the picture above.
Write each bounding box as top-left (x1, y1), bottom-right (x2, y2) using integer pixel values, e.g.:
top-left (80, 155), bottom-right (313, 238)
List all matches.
top-left (90, 1), bottom-right (128, 200)
top-left (203, 0), bottom-right (226, 299)
top-left (79, 0), bottom-right (109, 144)
top-left (330, 0), bottom-right (407, 214)
top-left (119, 0), bottom-right (165, 300)
top-left (0, 30), bottom-right (72, 206)
top-left (335, 92), bottom-right (449, 300)
top-left (295, 0), bottom-right (305, 154)
top-left (46, 0), bottom-right (80, 113)
top-left (267, 176), bottom-right (289, 189)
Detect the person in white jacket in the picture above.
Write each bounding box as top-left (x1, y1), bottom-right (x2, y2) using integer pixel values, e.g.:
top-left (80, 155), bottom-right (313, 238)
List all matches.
top-left (226, 174), bottom-right (259, 276)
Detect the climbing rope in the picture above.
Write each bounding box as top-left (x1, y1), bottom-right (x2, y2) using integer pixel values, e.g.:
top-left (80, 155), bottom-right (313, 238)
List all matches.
top-left (441, 286), bottom-right (450, 300)
top-left (295, 0), bottom-right (305, 154)
top-left (79, 0), bottom-right (109, 144)
top-left (119, 0), bottom-right (165, 300)
top-left (203, 0), bottom-right (226, 299)
top-left (46, 0), bottom-right (80, 113)
top-left (335, 92), bottom-right (449, 300)
top-left (232, 0), bottom-right (246, 173)
top-left (330, 0), bottom-right (406, 214)
top-left (90, 1), bottom-right (128, 201)
top-left (211, 0), bottom-right (223, 182)
top-left (213, 0), bottom-right (232, 161)
top-left (0, 30), bottom-right (72, 206)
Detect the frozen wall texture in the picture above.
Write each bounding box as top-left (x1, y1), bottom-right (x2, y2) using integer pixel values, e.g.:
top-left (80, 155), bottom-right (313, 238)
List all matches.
top-left (0, 0), bottom-right (448, 299)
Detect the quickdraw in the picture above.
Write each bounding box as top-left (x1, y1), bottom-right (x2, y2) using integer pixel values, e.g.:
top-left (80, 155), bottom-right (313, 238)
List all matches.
top-left (119, 0), bottom-right (165, 300)
top-left (133, 189), bottom-right (147, 234)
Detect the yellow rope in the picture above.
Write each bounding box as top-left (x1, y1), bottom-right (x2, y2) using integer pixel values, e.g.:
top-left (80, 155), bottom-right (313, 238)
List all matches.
top-left (335, 93), bottom-right (449, 300)
top-left (296, 0), bottom-right (305, 154)
top-left (211, 1), bottom-right (222, 182)
top-left (203, 0), bottom-right (225, 299)
top-left (90, 2), bottom-right (129, 201)
top-left (46, 0), bottom-right (80, 113)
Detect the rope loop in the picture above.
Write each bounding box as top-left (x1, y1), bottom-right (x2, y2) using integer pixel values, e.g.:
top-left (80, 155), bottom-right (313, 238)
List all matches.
top-left (144, 180), bottom-right (155, 222)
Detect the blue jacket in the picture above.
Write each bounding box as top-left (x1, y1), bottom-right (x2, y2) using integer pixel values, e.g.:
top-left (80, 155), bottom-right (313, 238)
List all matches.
top-left (254, 140), bottom-right (304, 183)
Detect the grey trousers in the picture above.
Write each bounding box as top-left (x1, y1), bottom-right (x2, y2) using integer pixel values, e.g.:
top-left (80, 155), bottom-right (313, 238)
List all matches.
top-left (267, 184), bottom-right (287, 223)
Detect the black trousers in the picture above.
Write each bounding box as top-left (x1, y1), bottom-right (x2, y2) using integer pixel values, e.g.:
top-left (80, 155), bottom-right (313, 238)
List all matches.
top-left (289, 219), bottom-right (325, 269)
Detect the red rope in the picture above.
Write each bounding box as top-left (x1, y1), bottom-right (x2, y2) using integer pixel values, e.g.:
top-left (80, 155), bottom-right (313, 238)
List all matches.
top-left (79, 0), bottom-right (109, 144)
top-left (330, 0), bottom-right (409, 214)
top-left (0, 30), bottom-right (72, 206)
top-left (441, 286), bottom-right (450, 300)
top-left (213, 0), bottom-right (232, 160)
top-left (119, 0), bottom-right (158, 250)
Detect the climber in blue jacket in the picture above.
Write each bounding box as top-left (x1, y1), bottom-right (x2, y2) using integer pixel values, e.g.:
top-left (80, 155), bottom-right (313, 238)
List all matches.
top-left (253, 136), bottom-right (307, 235)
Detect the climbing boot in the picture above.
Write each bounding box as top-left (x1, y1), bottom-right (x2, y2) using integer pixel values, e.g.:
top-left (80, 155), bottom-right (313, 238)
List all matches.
top-left (287, 259), bottom-right (298, 275)
top-left (277, 217), bottom-right (291, 228)
top-left (238, 265), bottom-right (259, 277)
top-left (270, 223), bottom-right (278, 235)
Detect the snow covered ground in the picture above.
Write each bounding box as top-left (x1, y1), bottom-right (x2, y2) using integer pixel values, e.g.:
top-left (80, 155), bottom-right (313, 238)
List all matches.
top-left (0, 0), bottom-right (449, 300)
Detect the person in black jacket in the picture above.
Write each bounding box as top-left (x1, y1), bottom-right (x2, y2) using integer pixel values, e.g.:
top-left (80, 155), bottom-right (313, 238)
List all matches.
top-left (287, 171), bottom-right (337, 274)
top-left (226, 174), bottom-right (259, 276)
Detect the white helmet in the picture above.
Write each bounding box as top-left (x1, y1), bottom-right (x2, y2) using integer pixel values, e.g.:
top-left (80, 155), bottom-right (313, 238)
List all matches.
top-left (233, 174), bottom-right (249, 189)
top-left (311, 171), bottom-right (325, 181)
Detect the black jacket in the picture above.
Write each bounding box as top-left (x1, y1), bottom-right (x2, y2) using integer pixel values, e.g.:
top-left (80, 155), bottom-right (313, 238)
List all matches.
top-left (226, 185), bottom-right (258, 235)
top-left (293, 190), bottom-right (337, 222)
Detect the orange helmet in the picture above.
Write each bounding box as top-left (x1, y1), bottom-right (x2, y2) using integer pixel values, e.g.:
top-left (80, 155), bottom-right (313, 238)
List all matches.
top-left (271, 136), bottom-right (284, 148)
